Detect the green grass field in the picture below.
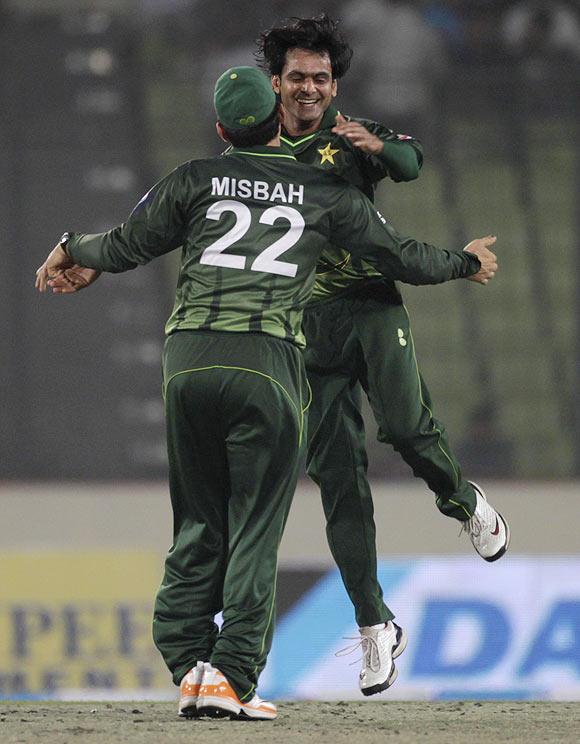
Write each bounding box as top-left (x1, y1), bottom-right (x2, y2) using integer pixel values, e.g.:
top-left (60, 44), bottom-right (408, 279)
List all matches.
top-left (1, 701), bottom-right (579, 743)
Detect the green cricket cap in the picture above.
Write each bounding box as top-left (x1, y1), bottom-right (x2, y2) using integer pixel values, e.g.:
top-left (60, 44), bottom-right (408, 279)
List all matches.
top-left (214, 66), bottom-right (277, 130)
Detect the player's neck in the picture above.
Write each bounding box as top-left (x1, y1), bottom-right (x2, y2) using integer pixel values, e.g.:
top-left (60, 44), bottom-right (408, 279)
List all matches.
top-left (266, 133), bottom-right (282, 147)
top-left (283, 112), bottom-right (324, 137)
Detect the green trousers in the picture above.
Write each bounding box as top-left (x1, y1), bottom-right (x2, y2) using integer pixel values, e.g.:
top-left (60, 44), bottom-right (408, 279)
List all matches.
top-left (153, 330), bottom-right (307, 700)
top-left (302, 292), bottom-right (476, 627)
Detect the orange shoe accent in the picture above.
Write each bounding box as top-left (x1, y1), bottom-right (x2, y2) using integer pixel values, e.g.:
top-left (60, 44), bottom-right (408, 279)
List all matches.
top-left (196, 664), bottom-right (276, 720)
top-left (178, 660), bottom-right (204, 717)
top-left (197, 666), bottom-right (241, 717)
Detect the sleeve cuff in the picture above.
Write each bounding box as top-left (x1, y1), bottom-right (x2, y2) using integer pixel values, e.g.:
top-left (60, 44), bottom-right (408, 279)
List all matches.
top-left (66, 233), bottom-right (82, 263)
top-left (462, 250), bottom-right (482, 276)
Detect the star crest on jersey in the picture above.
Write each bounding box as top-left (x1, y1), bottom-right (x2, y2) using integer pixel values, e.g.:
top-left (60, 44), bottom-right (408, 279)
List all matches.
top-left (318, 142), bottom-right (340, 165)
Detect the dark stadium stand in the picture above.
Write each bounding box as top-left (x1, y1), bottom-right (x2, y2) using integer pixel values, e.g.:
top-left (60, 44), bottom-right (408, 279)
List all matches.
top-left (1, 11), bottom-right (169, 478)
top-left (2, 4), bottom-right (579, 479)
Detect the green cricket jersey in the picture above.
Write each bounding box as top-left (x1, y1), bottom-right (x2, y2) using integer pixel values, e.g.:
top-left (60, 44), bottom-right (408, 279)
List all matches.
top-left (67, 144), bottom-right (478, 348)
top-left (281, 105), bottom-right (423, 303)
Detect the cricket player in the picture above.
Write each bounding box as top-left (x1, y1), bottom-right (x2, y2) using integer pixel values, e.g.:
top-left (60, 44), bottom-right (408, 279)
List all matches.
top-left (36, 67), bottom-right (497, 717)
top-left (257, 14), bottom-right (511, 695)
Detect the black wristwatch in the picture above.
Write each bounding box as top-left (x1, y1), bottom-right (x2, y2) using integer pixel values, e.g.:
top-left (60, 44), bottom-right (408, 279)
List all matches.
top-left (59, 231), bottom-right (72, 255)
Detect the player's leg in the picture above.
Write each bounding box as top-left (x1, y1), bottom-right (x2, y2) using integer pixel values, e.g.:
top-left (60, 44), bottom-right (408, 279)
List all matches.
top-left (356, 300), bottom-right (476, 517)
top-left (303, 300), bottom-right (393, 628)
top-left (304, 299), bottom-right (407, 694)
top-left (153, 367), bottom-right (228, 690)
top-left (308, 366), bottom-right (407, 694)
top-left (357, 301), bottom-right (509, 559)
top-left (308, 370), bottom-right (395, 625)
top-left (205, 336), bottom-right (305, 712)
top-left (356, 299), bottom-right (475, 517)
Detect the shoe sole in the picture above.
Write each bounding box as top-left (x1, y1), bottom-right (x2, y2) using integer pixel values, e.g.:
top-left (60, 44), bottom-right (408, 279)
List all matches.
top-left (196, 695), bottom-right (239, 718)
top-left (238, 706), bottom-right (277, 721)
top-left (484, 513), bottom-right (511, 562)
top-left (178, 697), bottom-right (199, 718)
top-left (393, 625), bottom-right (408, 660)
top-left (196, 696), bottom-right (276, 721)
top-left (361, 663), bottom-right (398, 696)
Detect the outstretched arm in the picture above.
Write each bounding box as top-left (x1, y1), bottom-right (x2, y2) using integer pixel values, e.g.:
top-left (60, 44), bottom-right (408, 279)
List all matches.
top-left (331, 187), bottom-right (497, 286)
top-left (35, 164), bottom-right (190, 292)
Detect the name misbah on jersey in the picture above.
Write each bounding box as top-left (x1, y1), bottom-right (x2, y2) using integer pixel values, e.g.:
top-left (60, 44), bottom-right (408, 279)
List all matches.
top-left (211, 177), bottom-right (304, 205)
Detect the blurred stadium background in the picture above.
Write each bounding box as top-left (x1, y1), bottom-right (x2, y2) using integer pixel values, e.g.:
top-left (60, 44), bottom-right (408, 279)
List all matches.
top-left (1, 0), bottom-right (579, 702)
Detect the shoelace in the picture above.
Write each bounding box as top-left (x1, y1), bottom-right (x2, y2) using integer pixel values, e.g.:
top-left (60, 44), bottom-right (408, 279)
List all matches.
top-left (461, 493), bottom-right (499, 539)
top-left (335, 636), bottom-right (380, 671)
top-left (460, 511), bottom-right (483, 538)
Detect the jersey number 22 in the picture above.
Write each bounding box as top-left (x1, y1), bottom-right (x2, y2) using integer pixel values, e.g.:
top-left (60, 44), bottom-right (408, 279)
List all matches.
top-left (200, 199), bottom-right (304, 278)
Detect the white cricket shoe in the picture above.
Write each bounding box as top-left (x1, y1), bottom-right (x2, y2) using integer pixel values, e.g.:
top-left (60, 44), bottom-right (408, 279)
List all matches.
top-left (358, 621), bottom-right (405, 696)
top-left (462, 481), bottom-right (510, 562)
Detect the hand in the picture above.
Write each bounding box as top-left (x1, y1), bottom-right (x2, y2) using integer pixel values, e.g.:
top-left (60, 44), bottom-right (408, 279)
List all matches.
top-left (332, 113), bottom-right (383, 155)
top-left (464, 235), bottom-right (498, 285)
top-left (35, 243), bottom-right (75, 292)
top-left (47, 265), bottom-right (101, 293)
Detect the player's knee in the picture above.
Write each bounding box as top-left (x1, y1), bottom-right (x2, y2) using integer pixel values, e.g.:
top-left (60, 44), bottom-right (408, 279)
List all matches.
top-left (379, 417), bottom-right (440, 447)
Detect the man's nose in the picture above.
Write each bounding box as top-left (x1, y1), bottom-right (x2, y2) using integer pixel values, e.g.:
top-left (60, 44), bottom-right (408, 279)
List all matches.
top-left (300, 78), bottom-right (316, 94)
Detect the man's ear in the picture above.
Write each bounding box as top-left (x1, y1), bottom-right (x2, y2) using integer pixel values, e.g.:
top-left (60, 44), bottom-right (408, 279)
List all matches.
top-left (216, 121), bottom-right (229, 143)
top-left (332, 78), bottom-right (338, 99)
top-left (272, 75), bottom-right (281, 94)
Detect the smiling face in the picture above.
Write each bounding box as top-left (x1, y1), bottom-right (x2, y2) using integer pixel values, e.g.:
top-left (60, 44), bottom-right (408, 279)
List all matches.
top-left (272, 48), bottom-right (337, 136)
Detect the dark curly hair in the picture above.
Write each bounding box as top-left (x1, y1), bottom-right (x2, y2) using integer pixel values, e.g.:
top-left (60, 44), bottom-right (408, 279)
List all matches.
top-left (256, 13), bottom-right (353, 79)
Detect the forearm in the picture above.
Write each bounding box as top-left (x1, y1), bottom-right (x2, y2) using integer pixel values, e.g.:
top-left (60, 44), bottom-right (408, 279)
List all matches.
top-left (337, 195), bottom-right (480, 285)
top-left (67, 227), bottom-right (142, 273)
top-left (397, 240), bottom-right (480, 284)
top-left (357, 233), bottom-right (480, 285)
top-left (377, 141), bottom-right (420, 181)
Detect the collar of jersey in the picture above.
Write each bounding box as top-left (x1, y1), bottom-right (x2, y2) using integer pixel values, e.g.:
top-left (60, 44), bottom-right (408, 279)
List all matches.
top-left (280, 105), bottom-right (341, 147)
top-left (227, 144), bottom-right (297, 160)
